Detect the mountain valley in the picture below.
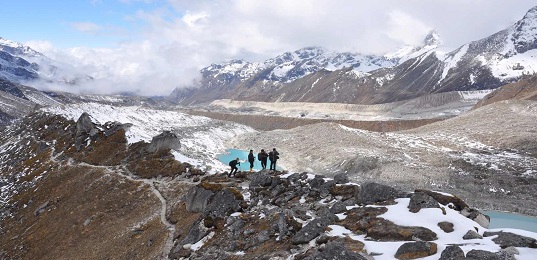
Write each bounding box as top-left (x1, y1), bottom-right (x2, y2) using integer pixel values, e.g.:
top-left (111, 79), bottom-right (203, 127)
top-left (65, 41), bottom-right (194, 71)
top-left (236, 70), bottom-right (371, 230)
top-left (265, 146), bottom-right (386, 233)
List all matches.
top-left (1, 5), bottom-right (537, 260)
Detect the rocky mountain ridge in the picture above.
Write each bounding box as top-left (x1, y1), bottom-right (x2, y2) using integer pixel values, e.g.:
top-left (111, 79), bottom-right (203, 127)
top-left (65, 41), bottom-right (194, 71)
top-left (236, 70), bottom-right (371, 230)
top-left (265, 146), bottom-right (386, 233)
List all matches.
top-left (0, 37), bottom-right (92, 86)
top-left (168, 6), bottom-right (537, 106)
top-left (1, 111), bottom-right (537, 259)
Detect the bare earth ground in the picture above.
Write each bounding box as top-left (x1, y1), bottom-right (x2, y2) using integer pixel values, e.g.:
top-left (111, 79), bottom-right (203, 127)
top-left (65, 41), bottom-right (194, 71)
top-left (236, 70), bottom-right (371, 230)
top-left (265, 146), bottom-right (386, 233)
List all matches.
top-left (227, 100), bottom-right (537, 216)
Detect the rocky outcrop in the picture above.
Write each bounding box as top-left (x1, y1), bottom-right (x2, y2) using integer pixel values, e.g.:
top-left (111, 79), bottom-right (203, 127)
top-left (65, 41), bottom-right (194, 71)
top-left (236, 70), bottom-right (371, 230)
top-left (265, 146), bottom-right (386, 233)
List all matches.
top-left (147, 131), bottom-right (181, 153)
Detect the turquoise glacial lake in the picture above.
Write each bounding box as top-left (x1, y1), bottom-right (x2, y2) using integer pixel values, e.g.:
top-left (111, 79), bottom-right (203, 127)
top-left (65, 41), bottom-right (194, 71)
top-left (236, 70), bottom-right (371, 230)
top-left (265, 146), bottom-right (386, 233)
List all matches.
top-left (484, 211), bottom-right (537, 232)
top-left (217, 149), bottom-right (265, 171)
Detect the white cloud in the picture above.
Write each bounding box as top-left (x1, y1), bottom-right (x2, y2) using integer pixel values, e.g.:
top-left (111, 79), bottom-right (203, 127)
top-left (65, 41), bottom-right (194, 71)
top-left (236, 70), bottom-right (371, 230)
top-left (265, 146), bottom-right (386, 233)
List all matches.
top-left (385, 10), bottom-right (432, 46)
top-left (25, 40), bottom-right (55, 54)
top-left (71, 22), bottom-right (102, 34)
top-left (28, 0), bottom-right (537, 96)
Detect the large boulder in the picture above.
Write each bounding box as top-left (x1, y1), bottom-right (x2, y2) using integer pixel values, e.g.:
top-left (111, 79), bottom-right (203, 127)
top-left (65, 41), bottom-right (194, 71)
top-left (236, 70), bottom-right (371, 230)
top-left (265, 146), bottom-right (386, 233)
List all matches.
top-left (460, 208), bottom-right (490, 228)
top-left (74, 112), bottom-right (99, 150)
top-left (356, 182), bottom-right (407, 205)
top-left (408, 192), bottom-right (440, 213)
top-left (465, 249), bottom-right (502, 260)
top-left (483, 231), bottom-right (537, 248)
top-left (249, 173), bottom-right (273, 191)
top-left (184, 186), bottom-right (215, 213)
top-left (394, 241), bottom-right (437, 260)
top-left (204, 189), bottom-right (242, 219)
top-left (147, 131), bottom-right (181, 153)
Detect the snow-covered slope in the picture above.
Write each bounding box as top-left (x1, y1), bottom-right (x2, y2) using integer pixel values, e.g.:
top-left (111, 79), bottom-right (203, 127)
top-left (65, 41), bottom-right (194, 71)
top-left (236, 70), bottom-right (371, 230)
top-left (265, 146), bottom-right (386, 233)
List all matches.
top-left (42, 103), bottom-right (255, 171)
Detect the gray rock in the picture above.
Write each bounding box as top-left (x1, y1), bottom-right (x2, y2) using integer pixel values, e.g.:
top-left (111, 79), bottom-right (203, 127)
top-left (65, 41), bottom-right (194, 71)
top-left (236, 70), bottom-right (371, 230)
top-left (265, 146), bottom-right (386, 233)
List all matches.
top-left (483, 231), bottom-right (537, 248)
top-left (309, 175), bottom-right (325, 189)
top-left (334, 173), bottom-right (349, 184)
top-left (174, 219), bottom-right (210, 250)
top-left (256, 230), bottom-right (270, 243)
top-left (460, 208), bottom-right (490, 228)
top-left (330, 201), bottom-right (348, 214)
top-left (34, 201), bottom-right (49, 217)
top-left (357, 182), bottom-right (407, 205)
top-left (147, 131), bottom-right (181, 153)
top-left (75, 112), bottom-right (99, 150)
top-left (292, 217), bottom-right (332, 245)
top-left (394, 241), bottom-right (437, 259)
top-left (500, 246), bottom-right (519, 255)
top-left (226, 216), bottom-right (245, 235)
top-left (184, 186), bottom-right (214, 213)
top-left (204, 189), bottom-right (241, 218)
top-left (497, 249), bottom-right (516, 260)
top-left (249, 173), bottom-right (273, 191)
top-left (439, 245), bottom-right (465, 260)
top-left (463, 230), bottom-right (483, 240)
top-left (466, 249), bottom-right (501, 260)
top-left (408, 192), bottom-right (440, 213)
top-left (319, 180), bottom-right (336, 198)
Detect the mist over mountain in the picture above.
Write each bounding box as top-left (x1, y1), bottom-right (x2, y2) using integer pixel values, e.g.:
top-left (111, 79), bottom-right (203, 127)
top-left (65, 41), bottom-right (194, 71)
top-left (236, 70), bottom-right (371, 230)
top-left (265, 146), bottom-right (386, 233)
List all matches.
top-left (168, 6), bottom-right (537, 105)
top-left (0, 37), bottom-right (93, 90)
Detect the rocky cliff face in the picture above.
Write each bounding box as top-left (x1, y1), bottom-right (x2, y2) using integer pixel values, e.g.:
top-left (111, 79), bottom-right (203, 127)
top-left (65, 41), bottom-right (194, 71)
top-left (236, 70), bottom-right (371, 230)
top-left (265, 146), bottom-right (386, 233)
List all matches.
top-left (1, 112), bottom-right (537, 259)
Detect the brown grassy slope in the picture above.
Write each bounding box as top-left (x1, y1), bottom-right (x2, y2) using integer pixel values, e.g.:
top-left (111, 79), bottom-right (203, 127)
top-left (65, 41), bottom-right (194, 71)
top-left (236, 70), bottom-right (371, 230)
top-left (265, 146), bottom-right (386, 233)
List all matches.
top-left (1, 166), bottom-right (167, 260)
top-left (0, 113), bottom-right (200, 259)
top-left (474, 74), bottom-right (537, 109)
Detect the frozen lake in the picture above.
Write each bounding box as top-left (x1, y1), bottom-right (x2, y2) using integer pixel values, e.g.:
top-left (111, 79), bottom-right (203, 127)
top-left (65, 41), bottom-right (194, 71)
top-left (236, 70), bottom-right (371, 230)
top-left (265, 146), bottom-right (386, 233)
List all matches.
top-left (484, 211), bottom-right (537, 232)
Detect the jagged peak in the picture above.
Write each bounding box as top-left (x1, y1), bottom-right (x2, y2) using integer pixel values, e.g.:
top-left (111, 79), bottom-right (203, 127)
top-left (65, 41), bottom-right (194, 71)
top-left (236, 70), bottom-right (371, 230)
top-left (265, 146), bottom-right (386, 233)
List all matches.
top-left (423, 30), bottom-right (442, 46)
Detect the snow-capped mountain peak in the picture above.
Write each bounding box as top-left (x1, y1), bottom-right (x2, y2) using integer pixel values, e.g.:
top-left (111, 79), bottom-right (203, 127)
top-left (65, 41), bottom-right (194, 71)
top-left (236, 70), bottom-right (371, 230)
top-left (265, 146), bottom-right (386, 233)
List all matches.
top-left (384, 30), bottom-right (441, 63)
top-left (423, 30), bottom-right (442, 47)
top-left (0, 37), bottom-right (42, 57)
top-left (511, 5), bottom-right (537, 54)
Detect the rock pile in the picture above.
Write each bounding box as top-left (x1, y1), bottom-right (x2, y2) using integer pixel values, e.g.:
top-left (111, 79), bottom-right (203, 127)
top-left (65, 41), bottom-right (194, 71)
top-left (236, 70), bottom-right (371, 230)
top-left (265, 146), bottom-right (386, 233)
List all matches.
top-left (168, 171), bottom-right (537, 259)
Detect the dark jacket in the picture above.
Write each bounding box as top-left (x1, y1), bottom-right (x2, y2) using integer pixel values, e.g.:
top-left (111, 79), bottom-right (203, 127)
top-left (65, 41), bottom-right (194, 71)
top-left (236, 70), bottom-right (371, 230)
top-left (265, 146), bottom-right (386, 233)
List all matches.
top-left (269, 150), bottom-right (279, 161)
top-left (248, 153), bottom-right (255, 163)
top-left (229, 159), bottom-right (240, 167)
top-left (258, 151), bottom-right (268, 161)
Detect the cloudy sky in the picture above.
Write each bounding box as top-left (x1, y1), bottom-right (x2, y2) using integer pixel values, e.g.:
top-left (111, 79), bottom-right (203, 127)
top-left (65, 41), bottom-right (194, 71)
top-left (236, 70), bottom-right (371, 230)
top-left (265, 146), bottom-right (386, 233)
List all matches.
top-left (2, 0), bottom-right (536, 96)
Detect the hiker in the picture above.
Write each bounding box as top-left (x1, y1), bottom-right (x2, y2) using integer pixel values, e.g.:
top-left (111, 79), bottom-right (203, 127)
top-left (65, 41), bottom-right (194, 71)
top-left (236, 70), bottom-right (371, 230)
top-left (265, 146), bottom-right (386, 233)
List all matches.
top-left (228, 157), bottom-right (240, 177)
top-left (268, 148), bottom-right (280, 171)
top-left (248, 150), bottom-right (255, 172)
top-left (257, 149), bottom-right (268, 169)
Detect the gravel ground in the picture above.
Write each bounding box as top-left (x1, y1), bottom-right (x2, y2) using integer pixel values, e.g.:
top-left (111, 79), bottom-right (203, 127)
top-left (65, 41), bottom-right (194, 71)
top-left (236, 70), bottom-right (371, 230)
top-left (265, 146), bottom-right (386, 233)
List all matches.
top-left (229, 100), bottom-right (537, 216)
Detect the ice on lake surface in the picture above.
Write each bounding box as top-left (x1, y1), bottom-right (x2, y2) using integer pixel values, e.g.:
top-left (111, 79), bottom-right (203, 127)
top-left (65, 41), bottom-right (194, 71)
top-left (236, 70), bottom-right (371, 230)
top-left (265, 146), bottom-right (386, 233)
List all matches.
top-left (484, 211), bottom-right (537, 232)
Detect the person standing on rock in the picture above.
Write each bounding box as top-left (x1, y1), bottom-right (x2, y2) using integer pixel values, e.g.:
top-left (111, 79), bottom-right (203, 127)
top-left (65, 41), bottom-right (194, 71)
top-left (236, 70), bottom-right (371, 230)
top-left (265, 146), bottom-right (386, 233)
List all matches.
top-left (248, 150), bottom-right (255, 172)
top-left (257, 149), bottom-right (268, 170)
top-left (228, 157), bottom-right (240, 177)
top-left (269, 148), bottom-right (280, 171)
